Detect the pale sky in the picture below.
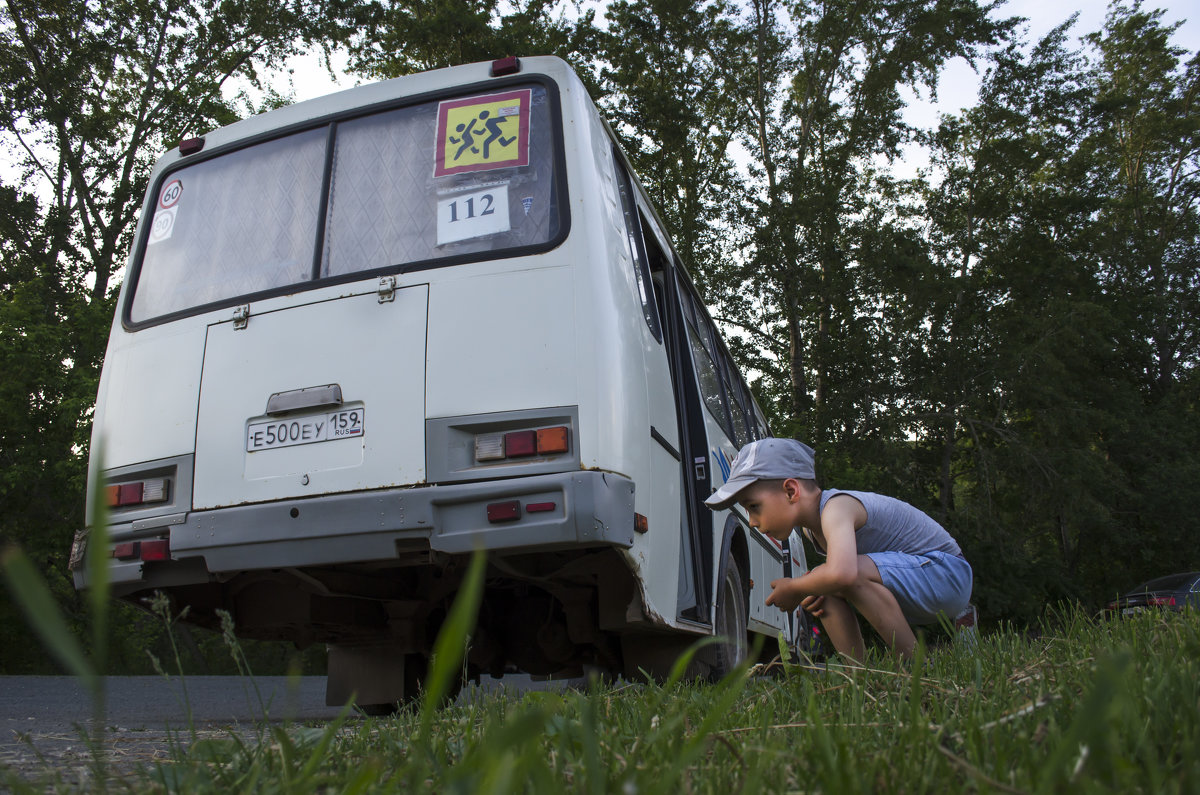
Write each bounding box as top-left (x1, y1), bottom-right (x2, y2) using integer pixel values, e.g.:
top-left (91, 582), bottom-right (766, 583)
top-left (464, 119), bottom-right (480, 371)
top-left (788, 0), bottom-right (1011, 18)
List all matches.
top-left (276, 1), bottom-right (1199, 109)
top-left (913, 0), bottom-right (1199, 120)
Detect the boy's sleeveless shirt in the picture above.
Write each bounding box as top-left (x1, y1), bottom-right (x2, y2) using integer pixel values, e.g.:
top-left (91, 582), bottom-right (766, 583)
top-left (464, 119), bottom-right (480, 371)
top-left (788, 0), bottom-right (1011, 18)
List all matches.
top-left (816, 489), bottom-right (962, 557)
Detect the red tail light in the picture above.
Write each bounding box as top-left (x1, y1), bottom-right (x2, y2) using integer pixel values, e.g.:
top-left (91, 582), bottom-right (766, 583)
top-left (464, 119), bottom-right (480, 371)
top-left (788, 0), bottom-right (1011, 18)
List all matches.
top-left (1149, 596), bottom-right (1176, 607)
top-left (106, 478), bottom-right (169, 508)
top-left (474, 426), bottom-right (571, 463)
top-left (487, 501), bottom-right (522, 523)
top-left (111, 538), bottom-right (170, 561)
top-left (504, 430), bottom-right (537, 457)
top-left (140, 539), bottom-right (170, 561)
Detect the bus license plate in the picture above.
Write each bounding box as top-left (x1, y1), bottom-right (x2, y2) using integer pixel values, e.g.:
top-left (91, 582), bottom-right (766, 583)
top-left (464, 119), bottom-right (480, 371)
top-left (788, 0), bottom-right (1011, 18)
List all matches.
top-left (246, 408), bottom-right (365, 452)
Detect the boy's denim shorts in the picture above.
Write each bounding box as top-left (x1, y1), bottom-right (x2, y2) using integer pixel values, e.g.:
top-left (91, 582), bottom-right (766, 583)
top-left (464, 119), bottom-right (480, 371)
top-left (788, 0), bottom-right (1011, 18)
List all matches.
top-left (866, 550), bottom-right (973, 625)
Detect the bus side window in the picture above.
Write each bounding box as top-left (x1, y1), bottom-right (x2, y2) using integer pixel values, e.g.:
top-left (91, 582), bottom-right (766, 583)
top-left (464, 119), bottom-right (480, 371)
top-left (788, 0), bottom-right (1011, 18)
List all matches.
top-left (677, 283), bottom-right (737, 442)
top-left (725, 372), bottom-right (751, 446)
top-left (612, 149), bottom-right (662, 343)
top-left (710, 337), bottom-right (753, 446)
top-left (752, 402), bottom-right (771, 438)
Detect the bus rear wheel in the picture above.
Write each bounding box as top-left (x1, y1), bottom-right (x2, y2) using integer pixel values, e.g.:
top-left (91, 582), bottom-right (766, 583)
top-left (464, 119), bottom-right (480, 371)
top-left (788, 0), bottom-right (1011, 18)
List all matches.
top-left (705, 561), bottom-right (749, 680)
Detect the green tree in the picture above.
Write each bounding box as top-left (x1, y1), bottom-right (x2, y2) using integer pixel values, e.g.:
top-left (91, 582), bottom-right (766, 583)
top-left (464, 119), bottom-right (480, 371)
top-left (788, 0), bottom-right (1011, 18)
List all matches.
top-left (346, 0), bottom-right (602, 84)
top-left (1082, 2), bottom-right (1200, 594)
top-left (710, 0), bottom-right (1014, 476)
top-left (911, 22), bottom-right (1120, 617)
top-left (598, 0), bottom-right (744, 292)
top-left (0, 0), bottom-right (369, 673)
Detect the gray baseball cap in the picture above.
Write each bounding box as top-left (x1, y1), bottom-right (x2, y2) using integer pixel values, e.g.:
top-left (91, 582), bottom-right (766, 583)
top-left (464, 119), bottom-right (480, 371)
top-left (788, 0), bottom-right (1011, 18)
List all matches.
top-left (704, 437), bottom-right (816, 510)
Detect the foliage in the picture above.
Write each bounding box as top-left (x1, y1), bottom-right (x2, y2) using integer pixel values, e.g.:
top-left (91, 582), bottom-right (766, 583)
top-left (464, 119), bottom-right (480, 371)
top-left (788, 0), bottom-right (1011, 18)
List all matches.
top-left (345, 0), bottom-right (603, 88)
top-left (0, 0), bottom-right (369, 673)
top-left (597, 0), bottom-right (744, 290)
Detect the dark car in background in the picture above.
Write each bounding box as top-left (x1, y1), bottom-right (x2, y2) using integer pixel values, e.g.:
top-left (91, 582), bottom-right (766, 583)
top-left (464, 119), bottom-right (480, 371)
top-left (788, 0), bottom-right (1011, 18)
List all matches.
top-left (1105, 572), bottom-right (1200, 616)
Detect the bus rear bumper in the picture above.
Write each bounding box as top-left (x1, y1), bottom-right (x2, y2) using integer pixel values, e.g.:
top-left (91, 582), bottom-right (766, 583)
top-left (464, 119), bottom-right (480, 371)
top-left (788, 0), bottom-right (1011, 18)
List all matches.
top-left (75, 470), bottom-right (635, 592)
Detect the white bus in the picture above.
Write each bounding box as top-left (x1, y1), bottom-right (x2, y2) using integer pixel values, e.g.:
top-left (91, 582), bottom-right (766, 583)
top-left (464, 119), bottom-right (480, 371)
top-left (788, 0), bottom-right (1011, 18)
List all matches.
top-left (73, 56), bottom-right (808, 709)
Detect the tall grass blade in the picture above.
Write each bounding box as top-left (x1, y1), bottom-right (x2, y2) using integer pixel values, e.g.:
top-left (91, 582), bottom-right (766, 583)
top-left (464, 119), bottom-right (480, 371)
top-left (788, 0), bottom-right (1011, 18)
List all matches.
top-left (1035, 652), bottom-right (1130, 794)
top-left (0, 546), bottom-right (97, 694)
top-left (84, 440), bottom-right (111, 676)
top-left (420, 547), bottom-right (487, 737)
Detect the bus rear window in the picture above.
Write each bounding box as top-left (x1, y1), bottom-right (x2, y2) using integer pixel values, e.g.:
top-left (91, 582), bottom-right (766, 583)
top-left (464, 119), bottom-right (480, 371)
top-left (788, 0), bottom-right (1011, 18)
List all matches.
top-left (323, 85), bottom-right (559, 277)
top-left (130, 128), bottom-right (328, 322)
top-left (130, 83), bottom-right (563, 324)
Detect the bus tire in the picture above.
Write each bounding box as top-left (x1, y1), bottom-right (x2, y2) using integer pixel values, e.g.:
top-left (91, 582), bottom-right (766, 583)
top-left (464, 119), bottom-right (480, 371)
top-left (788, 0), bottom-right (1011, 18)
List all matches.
top-left (705, 560), bottom-right (749, 680)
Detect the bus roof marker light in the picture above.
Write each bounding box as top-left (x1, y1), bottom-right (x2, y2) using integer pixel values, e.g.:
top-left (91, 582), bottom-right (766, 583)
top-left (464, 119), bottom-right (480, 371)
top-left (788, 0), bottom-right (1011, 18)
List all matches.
top-left (490, 56), bottom-right (521, 77)
top-left (178, 137), bottom-right (205, 155)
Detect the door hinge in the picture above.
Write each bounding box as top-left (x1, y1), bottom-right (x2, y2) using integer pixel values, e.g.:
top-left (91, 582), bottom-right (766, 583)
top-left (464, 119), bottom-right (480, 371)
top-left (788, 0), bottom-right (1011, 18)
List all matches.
top-left (377, 275), bottom-right (397, 303)
top-left (694, 456), bottom-right (706, 481)
top-left (232, 304), bottom-right (250, 329)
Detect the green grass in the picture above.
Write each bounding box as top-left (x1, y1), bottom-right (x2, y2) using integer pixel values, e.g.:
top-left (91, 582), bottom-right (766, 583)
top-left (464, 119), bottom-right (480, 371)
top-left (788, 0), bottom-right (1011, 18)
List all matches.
top-left (139, 608), bottom-right (1194, 795)
top-left (9, 591), bottom-right (1200, 792)
top-left (4, 471), bottom-right (1200, 792)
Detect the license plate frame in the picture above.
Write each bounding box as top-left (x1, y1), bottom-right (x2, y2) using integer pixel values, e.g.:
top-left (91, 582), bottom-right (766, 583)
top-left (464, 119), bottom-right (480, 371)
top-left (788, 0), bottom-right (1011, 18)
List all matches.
top-left (246, 408), bottom-right (365, 452)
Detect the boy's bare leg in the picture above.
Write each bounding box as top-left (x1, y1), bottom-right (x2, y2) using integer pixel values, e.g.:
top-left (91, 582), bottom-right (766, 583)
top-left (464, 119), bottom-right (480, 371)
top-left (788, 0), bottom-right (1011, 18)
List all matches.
top-left (813, 595), bottom-right (867, 664)
top-left (843, 555), bottom-right (916, 659)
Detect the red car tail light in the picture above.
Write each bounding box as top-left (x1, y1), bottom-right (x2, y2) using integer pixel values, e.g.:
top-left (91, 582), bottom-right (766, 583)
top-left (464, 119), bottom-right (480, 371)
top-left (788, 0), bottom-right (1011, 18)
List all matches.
top-left (1149, 596), bottom-right (1177, 607)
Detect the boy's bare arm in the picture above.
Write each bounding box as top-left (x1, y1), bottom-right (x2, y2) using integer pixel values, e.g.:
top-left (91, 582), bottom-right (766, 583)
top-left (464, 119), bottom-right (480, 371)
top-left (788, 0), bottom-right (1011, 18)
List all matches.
top-left (765, 495), bottom-right (865, 611)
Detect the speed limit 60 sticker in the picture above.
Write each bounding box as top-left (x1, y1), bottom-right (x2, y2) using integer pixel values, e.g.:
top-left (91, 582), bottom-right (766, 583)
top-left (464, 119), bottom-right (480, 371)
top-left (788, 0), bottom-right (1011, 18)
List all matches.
top-left (148, 178), bottom-right (183, 245)
top-left (159, 179), bottom-right (183, 209)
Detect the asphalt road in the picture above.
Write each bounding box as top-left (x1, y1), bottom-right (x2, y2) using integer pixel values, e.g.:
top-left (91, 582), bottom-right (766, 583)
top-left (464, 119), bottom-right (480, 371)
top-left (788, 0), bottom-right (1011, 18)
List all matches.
top-left (1, 675), bottom-right (341, 735)
top-left (0, 675), bottom-right (344, 783)
top-left (0, 674), bottom-right (579, 784)
top-left (0, 674), bottom-right (568, 785)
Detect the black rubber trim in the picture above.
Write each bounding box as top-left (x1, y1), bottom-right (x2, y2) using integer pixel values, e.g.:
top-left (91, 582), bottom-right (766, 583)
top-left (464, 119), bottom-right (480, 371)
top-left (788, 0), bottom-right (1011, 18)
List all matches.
top-left (650, 426), bottom-right (681, 461)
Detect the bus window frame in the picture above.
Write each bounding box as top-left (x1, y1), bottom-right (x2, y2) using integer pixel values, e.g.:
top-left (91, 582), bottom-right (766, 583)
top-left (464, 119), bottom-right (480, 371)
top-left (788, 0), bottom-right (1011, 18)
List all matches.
top-left (611, 147), bottom-right (663, 343)
top-left (121, 74), bottom-right (571, 332)
top-left (605, 128), bottom-right (771, 449)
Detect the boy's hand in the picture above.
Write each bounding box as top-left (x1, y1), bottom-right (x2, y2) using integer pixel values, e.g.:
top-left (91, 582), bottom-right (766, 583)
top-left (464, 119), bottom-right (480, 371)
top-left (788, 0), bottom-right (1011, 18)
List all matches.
top-left (765, 578), bottom-right (804, 612)
top-left (800, 594), bottom-right (825, 618)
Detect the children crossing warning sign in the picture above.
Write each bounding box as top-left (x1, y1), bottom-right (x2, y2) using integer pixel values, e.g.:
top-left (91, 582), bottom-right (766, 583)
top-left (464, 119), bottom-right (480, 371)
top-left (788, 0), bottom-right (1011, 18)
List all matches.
top-left (434, 89), bottom-right (531, 177)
